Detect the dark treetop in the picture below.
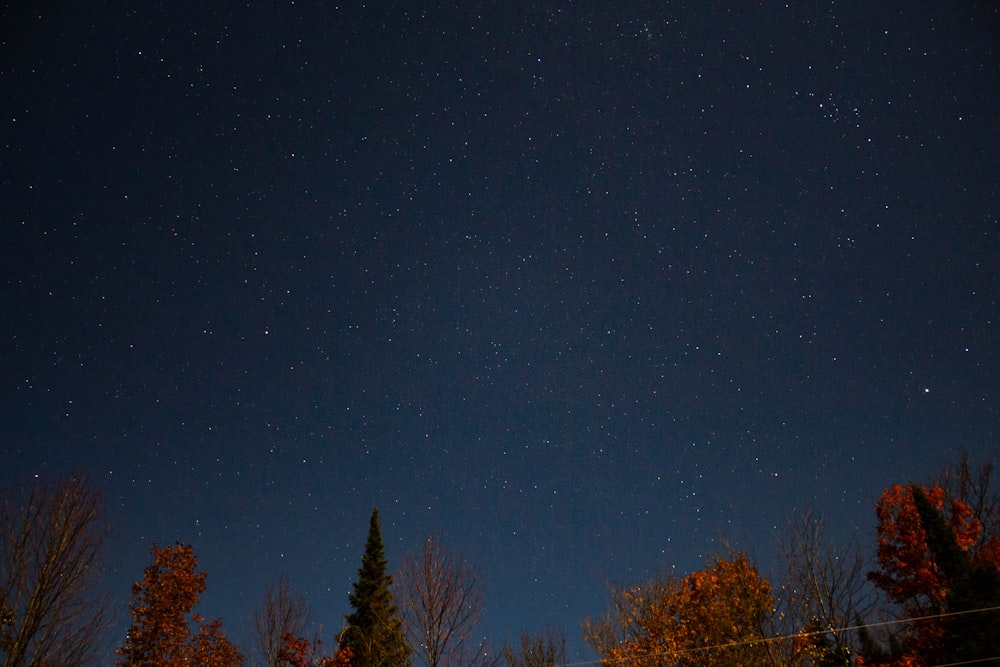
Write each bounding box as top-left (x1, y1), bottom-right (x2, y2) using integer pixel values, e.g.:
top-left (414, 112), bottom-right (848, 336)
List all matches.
top-left (341, 508), bottom-right (411, 667)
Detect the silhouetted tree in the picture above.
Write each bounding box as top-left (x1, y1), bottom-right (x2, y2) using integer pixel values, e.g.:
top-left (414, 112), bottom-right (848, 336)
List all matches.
top-left (340, 509), bottom-right (410, 667)
top-left (500, 628), bottom-right (565, 667)
top-left (254, 576), bottom-right (310, 667)
top-left (778, 512), bottom-right (871, 665)
top-left (396, 535), bottom-right (489, 667)
top-left (1, 475), bottom-right (109, 667)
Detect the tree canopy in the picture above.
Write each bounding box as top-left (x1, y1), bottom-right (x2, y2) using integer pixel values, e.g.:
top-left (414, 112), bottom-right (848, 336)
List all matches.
top-left (584, 552), bottom-right (776, 667)
top-left (116, 542), bottom-right (243, 667)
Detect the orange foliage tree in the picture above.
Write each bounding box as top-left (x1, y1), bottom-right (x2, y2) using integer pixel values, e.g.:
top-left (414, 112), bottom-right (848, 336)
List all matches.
top-left (584, 553), bottom-right (776, 667)
top-left (115, 542), bottom-right (243, 667)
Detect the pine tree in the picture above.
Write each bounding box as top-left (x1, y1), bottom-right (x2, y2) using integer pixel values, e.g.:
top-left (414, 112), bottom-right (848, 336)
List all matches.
top-left (339, 508), bottom-right (411, 667)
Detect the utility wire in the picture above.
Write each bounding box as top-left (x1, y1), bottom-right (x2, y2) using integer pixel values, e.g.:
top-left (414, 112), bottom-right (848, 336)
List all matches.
top-left (563, 604), bottom-right (1000, 667)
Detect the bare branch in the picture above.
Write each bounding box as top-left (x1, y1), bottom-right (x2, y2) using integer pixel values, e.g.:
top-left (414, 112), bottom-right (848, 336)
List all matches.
top-left (1, 475), bottom-right (110, 667)
top-left (935, 448), bottom-right (1000, 551)
top-left (252, 575), bottom-right (310, 667)
top-left (501, 628), bottom-right (565, 667)
top-left (777, 511), bottom-right (874, 663)
top-left (395, 535), bottom-right (488, 667)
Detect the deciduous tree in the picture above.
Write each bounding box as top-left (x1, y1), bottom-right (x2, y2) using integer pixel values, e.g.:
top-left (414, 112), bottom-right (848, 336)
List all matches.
top-left (395, 535), bottom-right (488, 667)
top-left (865, 458), bottom-right (1000, 666)
top-left (500, 628), bottom-right (565, 667)
top-left (910, 485), bottom-right (1000, 663)
top-left (193, 618), bottom-right (246, 667)
top-left (115, 542), bottom-right (243, 666)
top-left (276, 632), bottom-right (352, 667)
top-left (254, 576), bottom-right (310, 667)
top-left (0, 475), bottom-right (109, 667)
top-left (584, 553), bottom-right (776, 667)
top-left (935, 450), bottom-right (1000, 562)
top-left (778, 512), bottom-right (872, 666)
top-left (339, 509), bottom-right (410, 667)
top-left (869, 483), bottom-right (981, 615)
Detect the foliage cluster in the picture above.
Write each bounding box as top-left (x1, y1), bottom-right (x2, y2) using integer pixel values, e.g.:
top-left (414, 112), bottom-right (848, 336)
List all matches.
top-left (2, 452), bottom-right (999, 667)
top-left (581, 452), bottom-right (1000, 666)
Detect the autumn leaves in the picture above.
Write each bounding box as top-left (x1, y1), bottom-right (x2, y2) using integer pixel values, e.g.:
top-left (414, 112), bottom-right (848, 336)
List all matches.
top-left (584, 553), bottom-right (776, 666)
top-left (3, 454), bottom-right (999, 667)
top-left (580, 455), bottom-right (1000, 666)
top-left (859, 482), bottom-right (1000, 665)
top-left (116, 543), bottom-right (244, 666)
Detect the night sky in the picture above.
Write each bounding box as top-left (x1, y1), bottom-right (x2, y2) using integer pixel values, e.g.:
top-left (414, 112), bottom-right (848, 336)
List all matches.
top-left (2, 1), bottom-right (998, 663)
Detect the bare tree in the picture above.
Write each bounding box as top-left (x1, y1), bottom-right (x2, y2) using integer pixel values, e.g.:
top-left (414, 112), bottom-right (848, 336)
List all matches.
top-left (777, 512), bottom-right (874, 665)
top-left (935, 448), bottom-right (999, 551)
top-left (501, 628), bottom-right (565, 667)
top-left (395, 535), bottom-right (491, 667)
top-left (252, 575), bottom-right (310, 667)
top-left (1, 475), bottom-right (109, 667)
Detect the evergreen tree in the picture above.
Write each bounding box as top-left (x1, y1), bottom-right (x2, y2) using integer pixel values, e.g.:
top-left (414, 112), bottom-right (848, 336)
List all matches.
top-left (340, 508), bottom-right (411, 667)
top-left (910, 484), bottom-right (970, 581)
top-left (911, 485), bottom-right (1000, 663)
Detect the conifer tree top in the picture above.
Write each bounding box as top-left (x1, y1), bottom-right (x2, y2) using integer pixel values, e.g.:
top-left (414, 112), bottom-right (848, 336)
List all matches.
top-left (341, 507), bottom-right (411, 667)
top-left (348, 507), bottom-right (390, 611)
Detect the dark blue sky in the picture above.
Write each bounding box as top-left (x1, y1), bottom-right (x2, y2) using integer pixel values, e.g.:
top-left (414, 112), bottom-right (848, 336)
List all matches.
top-left (2, 1), bottom-right (998, 663)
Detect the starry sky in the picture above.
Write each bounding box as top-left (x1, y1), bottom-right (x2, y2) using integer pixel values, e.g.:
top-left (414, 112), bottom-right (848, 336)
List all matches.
top-left (2, 1), bottom-right (998, 663)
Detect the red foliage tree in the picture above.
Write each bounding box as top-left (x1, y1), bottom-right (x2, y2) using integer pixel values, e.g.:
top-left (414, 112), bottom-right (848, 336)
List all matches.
top-left (276, 633), bottom-right (352, 667)
top-left (870, 484), bottom-right (981, 613)
top-left (115, 542), bottom-right (243, 666)
top-left (867, 481), bottom-right (1000, 665)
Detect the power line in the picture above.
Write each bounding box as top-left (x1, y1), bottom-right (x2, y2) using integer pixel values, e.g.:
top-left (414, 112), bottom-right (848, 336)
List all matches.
top-left (563, 604), bottom-right (1000, 667)
top-left (828, 604), bottom-right (1000, 636)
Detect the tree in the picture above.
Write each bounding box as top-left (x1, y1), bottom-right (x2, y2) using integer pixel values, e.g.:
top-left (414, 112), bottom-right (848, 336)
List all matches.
top-left (584, 552), bottom-right (776, 667)
top-left (869, 483), bottom-right (982, 612)
top-left (192, 618), bottom-right (246, 667)
top-left (583, 575), bottom-right (671, 665)
top-left (1, 475), bottom-right (109, 667)
top-left (865, 461), bottom-right (1000, 666)
top-left (395, 535), bottom-right (489, 667)
top-left (276, 633), bottom-right (352, 667)
top-left (115, 542), bottom-right (243, 666)
top-left (339, 509), bottom-right (410, 667)
top-left (254, 576), bottom-right (310, 667)
top-left (910, 485), bottom-right (1000, 663)
top-left (500, 628), bottom-right (565, 667)
top-left (935, 449), bottom-right (1000, 562)
top-left (777, 512), bottom-right (872, 666)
